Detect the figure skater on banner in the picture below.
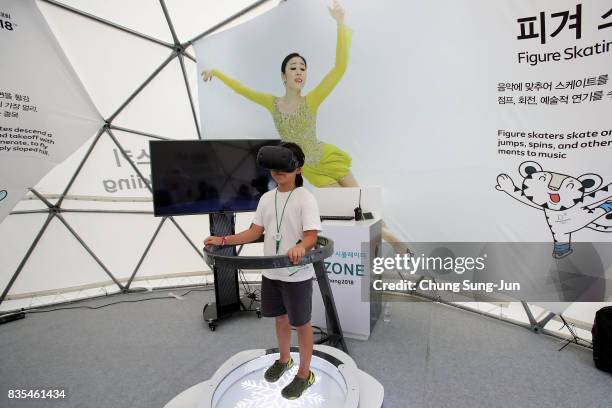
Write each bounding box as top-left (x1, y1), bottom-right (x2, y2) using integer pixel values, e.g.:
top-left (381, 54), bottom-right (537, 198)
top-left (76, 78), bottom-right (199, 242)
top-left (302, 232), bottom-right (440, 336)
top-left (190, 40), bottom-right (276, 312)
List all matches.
top-left (202, 1), bottom-right (407, 252)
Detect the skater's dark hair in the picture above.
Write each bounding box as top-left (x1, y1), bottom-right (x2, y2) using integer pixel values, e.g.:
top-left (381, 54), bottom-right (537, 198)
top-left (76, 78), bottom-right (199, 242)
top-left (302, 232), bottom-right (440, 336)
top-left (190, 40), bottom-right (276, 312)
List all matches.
top-left (281, 53), bottom-right (307, 74)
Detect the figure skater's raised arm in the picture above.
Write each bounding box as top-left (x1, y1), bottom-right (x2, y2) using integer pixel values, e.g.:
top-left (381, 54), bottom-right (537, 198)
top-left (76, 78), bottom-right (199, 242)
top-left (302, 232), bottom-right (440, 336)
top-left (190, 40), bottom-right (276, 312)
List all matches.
top-left (202, 69), bottom-right (275, 112)
top-left (306, 1), bottom-right (351, 112)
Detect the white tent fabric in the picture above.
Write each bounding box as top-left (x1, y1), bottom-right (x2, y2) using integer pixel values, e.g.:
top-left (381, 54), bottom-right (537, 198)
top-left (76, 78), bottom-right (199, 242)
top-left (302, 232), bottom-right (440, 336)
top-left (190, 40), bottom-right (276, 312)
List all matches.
top-left (0, 0), bottom-right (279, 311)
top-left (0, 0), bottom-right (609, 345)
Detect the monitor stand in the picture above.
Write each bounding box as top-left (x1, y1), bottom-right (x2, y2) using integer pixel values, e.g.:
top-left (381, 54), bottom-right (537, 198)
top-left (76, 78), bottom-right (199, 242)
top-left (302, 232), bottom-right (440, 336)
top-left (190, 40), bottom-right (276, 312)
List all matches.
top-left (202, 212), bottom-right (261, 331)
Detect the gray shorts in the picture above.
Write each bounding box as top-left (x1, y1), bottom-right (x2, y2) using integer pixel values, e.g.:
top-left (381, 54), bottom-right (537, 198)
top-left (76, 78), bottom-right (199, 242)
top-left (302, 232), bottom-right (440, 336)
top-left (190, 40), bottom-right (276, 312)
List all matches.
top-left (261, 276), bottom-right (313, 327)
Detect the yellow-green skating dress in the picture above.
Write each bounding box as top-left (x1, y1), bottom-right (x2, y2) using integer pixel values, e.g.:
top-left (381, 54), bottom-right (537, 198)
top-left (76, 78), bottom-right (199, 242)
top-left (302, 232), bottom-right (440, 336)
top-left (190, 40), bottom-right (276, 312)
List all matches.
top-left (211, 23), bottom-right (352, 187)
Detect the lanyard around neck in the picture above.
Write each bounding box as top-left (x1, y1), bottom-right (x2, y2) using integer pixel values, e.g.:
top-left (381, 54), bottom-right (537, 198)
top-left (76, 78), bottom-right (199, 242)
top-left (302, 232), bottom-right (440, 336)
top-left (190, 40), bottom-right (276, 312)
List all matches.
top-left (274, 188), bottom-right (295, 254)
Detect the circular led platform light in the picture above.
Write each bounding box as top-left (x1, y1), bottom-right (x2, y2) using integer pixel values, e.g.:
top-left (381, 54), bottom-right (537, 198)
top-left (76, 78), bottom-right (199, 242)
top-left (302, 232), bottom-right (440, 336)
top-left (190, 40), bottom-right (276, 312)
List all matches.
top-left (203, 345), bottom-right (361, 408)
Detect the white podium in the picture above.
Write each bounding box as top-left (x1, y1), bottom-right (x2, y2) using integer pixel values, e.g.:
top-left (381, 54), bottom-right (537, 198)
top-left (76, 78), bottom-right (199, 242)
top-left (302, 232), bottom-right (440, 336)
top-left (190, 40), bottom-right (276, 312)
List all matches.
top-left (311, 218), bottom-right (383, 340)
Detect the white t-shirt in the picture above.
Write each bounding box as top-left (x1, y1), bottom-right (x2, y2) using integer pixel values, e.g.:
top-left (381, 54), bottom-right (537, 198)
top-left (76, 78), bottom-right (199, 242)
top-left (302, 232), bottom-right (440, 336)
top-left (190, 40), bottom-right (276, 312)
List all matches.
top-left (252, 187), bottom-right (322, 282)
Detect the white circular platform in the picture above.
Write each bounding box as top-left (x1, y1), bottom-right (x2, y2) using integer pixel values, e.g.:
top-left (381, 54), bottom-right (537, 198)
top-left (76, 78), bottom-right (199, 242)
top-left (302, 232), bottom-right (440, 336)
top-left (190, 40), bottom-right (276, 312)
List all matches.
top-left (164, 345), bottom-right (383, 408)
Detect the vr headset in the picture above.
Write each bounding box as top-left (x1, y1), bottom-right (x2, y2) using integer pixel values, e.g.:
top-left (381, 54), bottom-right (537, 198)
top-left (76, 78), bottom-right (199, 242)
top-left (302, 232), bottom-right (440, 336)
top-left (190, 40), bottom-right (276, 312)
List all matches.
top-left (257, 145), bottom-right (303, 172)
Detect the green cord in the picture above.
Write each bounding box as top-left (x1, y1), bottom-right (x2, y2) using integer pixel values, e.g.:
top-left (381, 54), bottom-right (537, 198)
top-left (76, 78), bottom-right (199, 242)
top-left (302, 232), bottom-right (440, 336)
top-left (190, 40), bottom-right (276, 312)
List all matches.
top-left (274, 188), bottom-right (295, 254)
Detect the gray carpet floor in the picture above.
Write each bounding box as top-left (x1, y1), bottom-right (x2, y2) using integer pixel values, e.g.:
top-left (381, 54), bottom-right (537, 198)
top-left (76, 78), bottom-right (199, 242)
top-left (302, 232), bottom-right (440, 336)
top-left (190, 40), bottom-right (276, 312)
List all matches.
top-left (0, 288), bottom-right (610, 408)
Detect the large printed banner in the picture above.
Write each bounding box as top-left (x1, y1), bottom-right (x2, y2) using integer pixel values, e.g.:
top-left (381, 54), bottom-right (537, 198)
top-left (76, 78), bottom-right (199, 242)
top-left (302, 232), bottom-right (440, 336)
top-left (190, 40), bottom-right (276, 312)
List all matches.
top-left (195, 0), bottom-right (612, 303)
top-left (0, 0), bottom-right (101, 222)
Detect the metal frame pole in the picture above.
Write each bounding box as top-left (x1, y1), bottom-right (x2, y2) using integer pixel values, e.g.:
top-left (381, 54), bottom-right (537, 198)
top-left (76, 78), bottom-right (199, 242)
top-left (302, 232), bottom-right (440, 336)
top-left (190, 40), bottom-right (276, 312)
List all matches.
top-left (61, 209), bottom-right (152, 215)
top-left (126, 217), bottom-right (167, 289)
top-left (107, 53), bottom-right (177, 123)
top-left (520, 300), bottom-right (556, 333)
top-left (29, 188), bottom-right (54, 209)
top-left (0, 213), bottom-right (55, 305)
top-left (57, 127), bottom-right (105, 208)
top-left (9, 210), bottom-right (52, 215)
top-left (183, 51), bottom-right (196, 63)
top-left (54, 213), bottom-right (124, 290)
top-left (40, 0), bottom-right (174, 49)
top-left (109, 125), bottom-right (170, 141)
top-left (158, 0), bottom-right (180, 46)
top-left (168, 217), bottom-right (204, 259)
top-left (177, 53), bottom-right (202, 139)
top-left (105, 129), bottom-right (153, 193)
top-left (187, 0), bottom-right (273, 45)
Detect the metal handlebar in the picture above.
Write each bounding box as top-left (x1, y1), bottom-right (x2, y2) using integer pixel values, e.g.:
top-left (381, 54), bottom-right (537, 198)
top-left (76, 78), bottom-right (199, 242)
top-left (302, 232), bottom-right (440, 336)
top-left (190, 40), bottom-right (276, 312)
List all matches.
top-left (203, 236), bottom-right (334, 270)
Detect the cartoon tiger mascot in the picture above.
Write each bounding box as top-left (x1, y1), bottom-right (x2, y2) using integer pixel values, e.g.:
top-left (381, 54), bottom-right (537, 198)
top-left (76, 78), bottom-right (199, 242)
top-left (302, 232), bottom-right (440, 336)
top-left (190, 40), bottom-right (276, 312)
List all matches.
top-left (496, 161), bottom-right (612, 259)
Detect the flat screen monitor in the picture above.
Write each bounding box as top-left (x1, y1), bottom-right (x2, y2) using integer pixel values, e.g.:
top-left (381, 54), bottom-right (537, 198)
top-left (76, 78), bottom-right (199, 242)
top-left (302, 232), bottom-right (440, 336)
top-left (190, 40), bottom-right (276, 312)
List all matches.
top-left (150, 139), bottom-right (279, 216)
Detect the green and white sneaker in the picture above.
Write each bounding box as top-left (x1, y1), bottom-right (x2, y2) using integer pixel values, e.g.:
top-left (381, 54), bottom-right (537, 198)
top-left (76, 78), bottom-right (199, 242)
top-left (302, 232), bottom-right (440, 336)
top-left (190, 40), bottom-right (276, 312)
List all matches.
top-left (281, 371), bottom-right (315, 400)
top-left (264, 356), bottom-right (294, 382)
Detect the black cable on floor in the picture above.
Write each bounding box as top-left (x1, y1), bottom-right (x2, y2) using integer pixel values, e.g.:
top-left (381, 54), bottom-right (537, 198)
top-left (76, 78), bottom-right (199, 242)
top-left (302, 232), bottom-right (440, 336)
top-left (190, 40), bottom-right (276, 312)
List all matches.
top-left (23, 288), bottom-right (214, 314)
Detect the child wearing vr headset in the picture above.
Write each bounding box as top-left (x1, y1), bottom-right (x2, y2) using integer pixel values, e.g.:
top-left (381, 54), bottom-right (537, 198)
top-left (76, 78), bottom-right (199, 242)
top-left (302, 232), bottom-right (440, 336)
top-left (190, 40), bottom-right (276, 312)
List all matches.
top-left (204, 142), bottom-right (321, 400)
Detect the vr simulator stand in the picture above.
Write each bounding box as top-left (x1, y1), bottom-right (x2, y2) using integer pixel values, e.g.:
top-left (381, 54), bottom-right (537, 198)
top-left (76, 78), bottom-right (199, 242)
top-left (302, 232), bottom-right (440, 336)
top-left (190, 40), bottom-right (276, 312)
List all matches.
top-left (202, 213), bottom-right (261, 331)
top-left (161, 237), bottom-right (386, 408)
top-left (203, 235), bottom-right (348, 354)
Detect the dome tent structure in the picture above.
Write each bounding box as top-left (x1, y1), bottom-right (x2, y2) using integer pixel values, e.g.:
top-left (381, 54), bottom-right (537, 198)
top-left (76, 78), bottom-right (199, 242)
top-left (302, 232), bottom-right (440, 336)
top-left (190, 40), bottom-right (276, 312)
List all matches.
top-left (0, 0), bottom-right (281, 312)
top-left (0, 0), bottom-right (609, 352)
